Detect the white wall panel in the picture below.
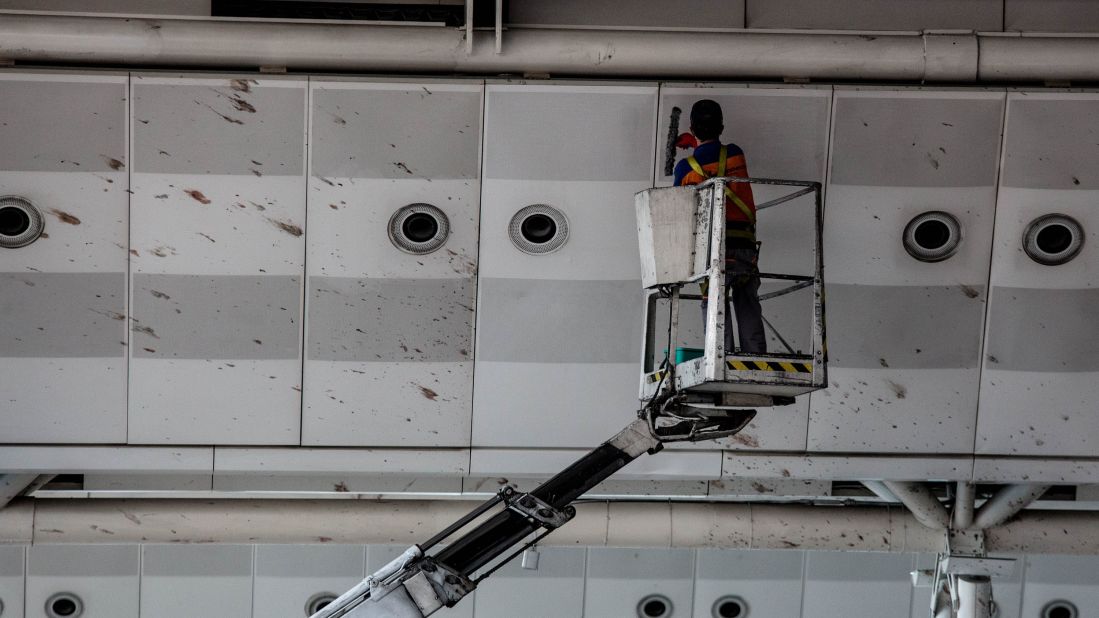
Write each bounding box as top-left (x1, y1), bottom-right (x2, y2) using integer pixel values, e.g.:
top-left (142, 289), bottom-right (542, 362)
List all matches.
top-left (810, 88), bottom-right (1005, 454)
top-left (472, 83), bottom-right (657, 456)
top-left (694, 549), bottom-right (803, 618)
top-left (0, 71), bottom-right (129, 443)
top-left (1021, 554), bottom-right (1099, 617)
top-left (978, 91), bottom-right (1099, 457)
top-left (474, 547), bottom-right (586, 618)
top-left (0, 546), bottom-right (24, 618)
top-left (747, 0), bottom-right (1002, 30)
top-left (141, 544), bottom-right (253, 618)
top-left (1006, 0), bottom-right (1099, 32)
top-left (303, 79), bottom-right (482, 447)
top-left (656, 84), bottom-right (832, 453)
top-left (27, 545), bottom-right (139, 618)
top-left (128, 75), bottom-right (306, 445)
top-left (253, 544), bottom-right (365, 618)
top-left (803, 551), bottom-right (913, 618)
top-left (584, 548), bottom-right (695, 617)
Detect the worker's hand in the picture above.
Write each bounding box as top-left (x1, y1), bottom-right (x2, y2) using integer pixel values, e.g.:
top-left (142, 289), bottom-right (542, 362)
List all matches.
top-left (675, 132), bottom-right (698, 150)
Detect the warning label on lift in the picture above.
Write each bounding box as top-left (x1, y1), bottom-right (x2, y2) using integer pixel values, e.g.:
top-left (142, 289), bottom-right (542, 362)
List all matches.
top-left (727, 360), bottom-right (813, 373)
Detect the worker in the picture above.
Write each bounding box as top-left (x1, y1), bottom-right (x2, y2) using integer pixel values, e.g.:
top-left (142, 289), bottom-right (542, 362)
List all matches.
top-left (673, 99), bottom-right (766, 354)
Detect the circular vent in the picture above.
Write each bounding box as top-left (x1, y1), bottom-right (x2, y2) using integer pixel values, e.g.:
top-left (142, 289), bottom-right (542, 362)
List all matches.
top-left (1041, 600), bottom-right (1078, 618)
top-left (45, 592), bottom-right (83, 618)
top-left (637, 594), bottom-right (673, 618)
top-left (712, 596), bottom-right (748, 618)
top-left (305, 592), bottom-right (339, 616)
top-left (902, 211), bottom-right (962, 262)
top-left (1023, 214), bottom-right (1084, 266)
top-left (388, 203), bottom-right (450, 255)
top-left (0, 196), bottom-right (45, 249)
top-left (509, 204), bottom-right (569, 255)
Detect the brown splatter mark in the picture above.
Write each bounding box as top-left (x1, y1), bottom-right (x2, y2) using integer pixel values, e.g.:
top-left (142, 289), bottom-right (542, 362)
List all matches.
top-left (230, 96), bottom-right (256, 113)
top-left (318, 177), bottom-right (336, 186)
top-left (267, 217), bottom-right (303, 237)
top-left (133, 324), bottom-right (160, 339)
top-left (197, 232), bottom-right (216, 243)
top-left (154, 194), bottom-right (169, 199)
top-left (250, 168), bottom-right (263, 177)
top-left (184, 189), bottom-right (211, 204)
top-left (249, 201), bottom-right (267, 211)
top-left (143, 348), bottom-right (156, 353)
top-left (988, 355), bottom-right (999, 364)
top-left (102, 156), bottom-right (125, 170)
top-left (129, 249), bottom-right (140, 257)
top-left (926, 153), bottom-right (940, 170)
top-left (781, 468), bottom-right (791, 478)
top-left (731, 433), bottom-right (760, 448)
top-left (958, 284), bottom-right (979, 299)
top-left (780, 540), bottom-right (800, 548)
top-left (1072, 176), bottom-right (1081, 185)
top-left (90, 525), bottom-right (115, 535)
top-left (40, 528), bottom-right (65, 534)
top-left (751, 482), bottom-right (774, 494)
top-left (197, 101), bottom-right (243, 124)
top-left (120, 510), bottom-right (142, 525)
top-left (150, 246), bottom-right (175, 257)
top-left (879, 358), bottom-right (890, 368)
top-left (317, 536), bottom-right (333, 543)
top-left (417, 385), bottom-right (439, 401)
top-left (333, 482), bottom-right (349, 492)
top-left (150, 290), bottom-right (171, 299)
top-left (393, 161), bottom-right (414, 175)
top-left (39, 232), bottom-right (49, 239)
top-left (329, 203), bottom-right (339, 210)
top-left (230, 78), bottom-right (256, 93)
top-left (942, 122), bottom-right (954, 127)
top-left (886, 380), bottom-right (907, 399)
top-left (330, 113), bottom-right (347, 125)
top-left (48, 209), bottom-right (81, 225)
top-left (253, 339), bottom-right (262, 345)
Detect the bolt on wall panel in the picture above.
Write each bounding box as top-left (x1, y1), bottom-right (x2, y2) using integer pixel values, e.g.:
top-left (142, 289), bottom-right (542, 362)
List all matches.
top-left (693, 548), bottom-right (804, 618)
top-left (127, 75), bottom-right (307, 445)
top-left (809, 88), bottom-right (1005, 454)
top-left (471, 83), bottom-right (658, 451)
top-left (473, 547), bottom-right (586, 618)
top-left (141, 544), bottom-right (253, 618)
top-left (656, 84), bottom-right (832, 453)
top-left (252, 544), bottom-right (365, 617)
top-left (0, 72), bottom-right (129, 443)
top-left (584, 548), bottom-right (695, 618)
top-left (27, 544), bottom-right (139, 618)
top-left (802, 551), bottom-right (915, 618)
top-left (977, 91), bottom-right (1099, 457)
top-left (303, 79), bottom-right (482, 447)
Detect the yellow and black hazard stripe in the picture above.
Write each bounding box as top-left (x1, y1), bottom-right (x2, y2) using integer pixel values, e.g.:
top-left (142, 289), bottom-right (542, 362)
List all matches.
top-left (646, 370), bottom-right (668, 384)
top-left (727, 359), bottom-right (813, 374)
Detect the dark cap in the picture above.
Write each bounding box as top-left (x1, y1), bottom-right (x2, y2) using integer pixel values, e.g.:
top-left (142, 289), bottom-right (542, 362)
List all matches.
top-left (690, 99), bottom-right (723, 129)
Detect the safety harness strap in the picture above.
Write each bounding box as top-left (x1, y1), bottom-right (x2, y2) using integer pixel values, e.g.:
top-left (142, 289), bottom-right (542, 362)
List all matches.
top-left (685, 146), bottom-right (756, 224)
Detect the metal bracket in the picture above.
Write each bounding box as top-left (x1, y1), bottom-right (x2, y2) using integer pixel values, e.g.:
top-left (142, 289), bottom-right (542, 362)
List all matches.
top-left (506, 492), bottom-right (575, 529)
top-left (416, 559), bottom-right (476, 609)
top-left (939, 555), bottom-right (1017, 579)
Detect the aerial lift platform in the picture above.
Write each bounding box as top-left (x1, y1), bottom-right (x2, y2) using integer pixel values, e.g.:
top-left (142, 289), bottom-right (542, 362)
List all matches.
top-left (311, 177), bottom-right (828, 618)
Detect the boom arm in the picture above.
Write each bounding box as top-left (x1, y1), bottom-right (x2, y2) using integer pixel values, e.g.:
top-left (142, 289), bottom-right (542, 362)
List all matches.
top-left (311, 407), bottom-right (755, 618)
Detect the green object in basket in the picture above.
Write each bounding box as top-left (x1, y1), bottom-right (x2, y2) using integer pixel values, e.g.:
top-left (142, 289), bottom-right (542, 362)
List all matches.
top-left (675, 347), bottom-right (704, 364)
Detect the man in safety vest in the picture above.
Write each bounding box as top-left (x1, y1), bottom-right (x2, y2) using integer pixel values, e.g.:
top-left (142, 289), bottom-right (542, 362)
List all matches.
top-left (673, 99), bottom-right (766, 354)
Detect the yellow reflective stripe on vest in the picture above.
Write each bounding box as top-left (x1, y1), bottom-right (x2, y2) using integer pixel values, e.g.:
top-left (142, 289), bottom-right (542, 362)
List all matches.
top-left (685, 148), bottom-right (755, 224)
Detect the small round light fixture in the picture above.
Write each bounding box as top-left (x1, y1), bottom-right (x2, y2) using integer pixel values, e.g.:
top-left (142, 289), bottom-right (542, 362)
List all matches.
top-left (305, 592), bottom-right (339, 616)
top-left (902, 211), bottom-right (962, 262)
top-left (712, 595), bottom-right (748, 618)
top-left (388, 203), bottom-right (450, 255)
top-left (1023, 214), bottom-right (1084, 266)
top-left (509, 204), bottom-right (569, 255)
top-left (1041, 600), bottom-right (1078, 618)
top-left (45, 592), bottom-right (83, 618)
top-left (0, 195), bottom-right (45, 249)
top-left (637, 594), bottom-right (673, 618)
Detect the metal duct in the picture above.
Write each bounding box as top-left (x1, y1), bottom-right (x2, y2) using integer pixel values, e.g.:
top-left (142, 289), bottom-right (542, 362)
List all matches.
top-left (0, 12), bottom-right (1096, 82)
top-left (971, 483), bottom-right (1051, 530)
top-left (881, 481), bottom-right (951, 530)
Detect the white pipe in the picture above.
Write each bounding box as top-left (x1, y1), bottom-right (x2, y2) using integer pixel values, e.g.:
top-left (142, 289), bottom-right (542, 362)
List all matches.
top-left (956, 576), bottom-right (994, 618)
top-left (954, 481), bottom-right (976, 530)
top-left (972, 484), bottom-right (1051, 530)
top-left (8, 12), bottom-right (1098, 82)
top-left (862, 480), bottom-right (900, 504)
top-left (3, 498), bottom-right (1097, 554)
top-left (883, 481), bottom-right (951, 530)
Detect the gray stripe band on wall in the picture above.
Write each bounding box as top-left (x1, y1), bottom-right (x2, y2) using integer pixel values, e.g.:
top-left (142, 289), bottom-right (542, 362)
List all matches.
top-left (825, 283), bottom-right (985, 369)
top-left (985, 286), bottom-right (1099, 372)
top-left (308, 276), bottom-right (474, 363)
top-left (132, 274), bottom-right (301, 360)
top-left (0, 272), bottom-right (126, 358)
top-left (476, 277), bottom-right (643, 363)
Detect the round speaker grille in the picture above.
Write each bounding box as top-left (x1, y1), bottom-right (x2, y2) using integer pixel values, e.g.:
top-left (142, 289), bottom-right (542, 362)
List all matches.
top-left (0, 195), bottom-right (45, 249)
top-left (902, 210), bottom-right (962, 262)
top-left (1023, 214), bottom-right (1084, 266)
top-left (388, 203), bottom-right (450, 255)
top-left (509, 204), bottom-right (569, 255)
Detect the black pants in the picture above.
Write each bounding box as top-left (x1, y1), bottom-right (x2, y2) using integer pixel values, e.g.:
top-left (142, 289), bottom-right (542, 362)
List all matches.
top-left (701, 246), bottom-right (767, 354)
